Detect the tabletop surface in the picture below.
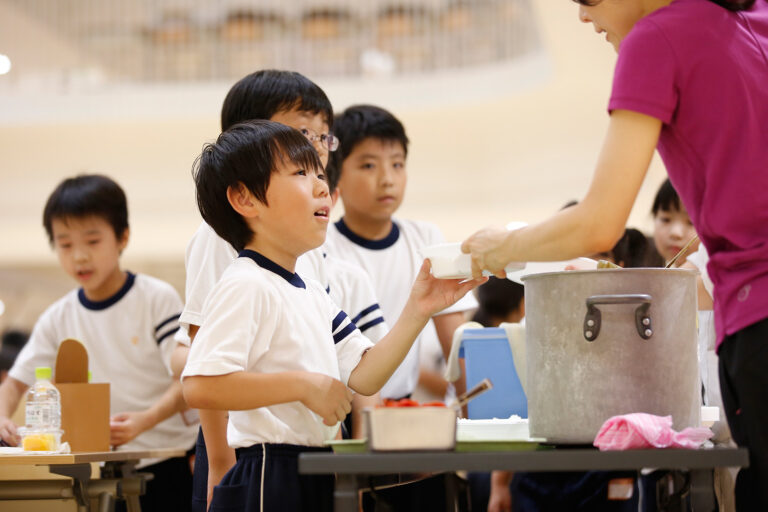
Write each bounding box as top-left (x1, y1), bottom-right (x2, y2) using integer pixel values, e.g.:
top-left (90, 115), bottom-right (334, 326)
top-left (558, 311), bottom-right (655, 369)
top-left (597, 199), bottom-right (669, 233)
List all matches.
top-left (299, 446), bottom-right (749, 474)
top-left (0, 448), bottom-right (187, 466)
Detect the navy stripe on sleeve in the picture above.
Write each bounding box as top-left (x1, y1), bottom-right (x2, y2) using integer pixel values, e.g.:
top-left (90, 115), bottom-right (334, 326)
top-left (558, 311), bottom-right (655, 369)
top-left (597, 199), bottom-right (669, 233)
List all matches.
top-left (155, 314), bottom-right (181, 334)
top-left (358, 317), bottom-right (385, 334)
top-left (157, 327), bottom-right (180, 345)
top-left (332, 311), bottom-right (348, 332)
top-left (351, 304), bottom-right (381, 325)
top-left (333, 323), bottom-right (357, 344)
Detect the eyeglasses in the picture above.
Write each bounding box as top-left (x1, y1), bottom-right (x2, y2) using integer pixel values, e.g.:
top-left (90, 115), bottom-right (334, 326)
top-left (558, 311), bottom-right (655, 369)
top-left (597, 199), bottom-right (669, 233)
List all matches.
top-left (300, 128), bottom-right (339, 152)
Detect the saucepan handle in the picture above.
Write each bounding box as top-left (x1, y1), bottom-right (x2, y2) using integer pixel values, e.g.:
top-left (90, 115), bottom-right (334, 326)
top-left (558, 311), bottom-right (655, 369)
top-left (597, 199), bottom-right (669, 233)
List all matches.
top-left (583, 294), bottom-right (653, 342)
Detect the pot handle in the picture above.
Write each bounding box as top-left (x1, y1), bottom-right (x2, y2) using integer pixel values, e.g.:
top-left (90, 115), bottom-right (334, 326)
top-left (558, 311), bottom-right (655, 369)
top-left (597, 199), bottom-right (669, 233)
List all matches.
top-left (583, 294), bottom-right (653, 342)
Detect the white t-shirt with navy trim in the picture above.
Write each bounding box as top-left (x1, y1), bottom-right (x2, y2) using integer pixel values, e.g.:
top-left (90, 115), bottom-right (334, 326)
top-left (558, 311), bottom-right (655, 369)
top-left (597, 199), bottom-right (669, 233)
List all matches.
top-left (325, 253), bottom-right (388, 344)
top-left (182, 250), bottom-right (374, 448)
top-left (177, 221), bottom-right (329, 344)
top-left (324, 217), bottom-right (478, 399)
top-left (10, 273), bottom-right (198, 456)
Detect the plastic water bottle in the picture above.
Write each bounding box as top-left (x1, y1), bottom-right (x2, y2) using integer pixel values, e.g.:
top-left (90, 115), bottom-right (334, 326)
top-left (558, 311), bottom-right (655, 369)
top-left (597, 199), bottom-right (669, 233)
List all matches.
top-left (25, 367), bottom-right (61, 430)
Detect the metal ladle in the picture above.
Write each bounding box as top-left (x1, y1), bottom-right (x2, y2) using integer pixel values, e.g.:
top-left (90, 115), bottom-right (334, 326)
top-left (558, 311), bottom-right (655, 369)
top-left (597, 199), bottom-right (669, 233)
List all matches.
top-left (665, 235), bottom-right (700, 268)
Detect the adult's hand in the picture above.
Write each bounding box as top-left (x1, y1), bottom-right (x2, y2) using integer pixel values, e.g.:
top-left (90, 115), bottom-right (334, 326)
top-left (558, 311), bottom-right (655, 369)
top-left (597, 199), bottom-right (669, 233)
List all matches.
top-left (461, 227), bottom-right (514, 279)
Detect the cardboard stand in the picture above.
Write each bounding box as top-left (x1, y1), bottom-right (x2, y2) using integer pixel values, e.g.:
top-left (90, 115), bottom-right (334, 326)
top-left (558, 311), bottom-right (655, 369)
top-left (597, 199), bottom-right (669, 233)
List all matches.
top-left (54, 339), bottom-right (110, 453)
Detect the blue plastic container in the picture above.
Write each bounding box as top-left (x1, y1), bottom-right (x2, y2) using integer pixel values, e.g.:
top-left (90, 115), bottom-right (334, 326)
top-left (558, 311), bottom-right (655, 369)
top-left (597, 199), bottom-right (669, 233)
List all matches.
top-left (459, 327), bottom-right (527, 419)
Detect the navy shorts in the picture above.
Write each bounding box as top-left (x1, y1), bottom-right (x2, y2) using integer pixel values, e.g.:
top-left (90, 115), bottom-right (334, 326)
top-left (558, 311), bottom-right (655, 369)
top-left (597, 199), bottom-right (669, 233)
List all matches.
top-left (192, 427), bottom-right (209, 512)
top-left (209, 443), bottom-right (333, 512)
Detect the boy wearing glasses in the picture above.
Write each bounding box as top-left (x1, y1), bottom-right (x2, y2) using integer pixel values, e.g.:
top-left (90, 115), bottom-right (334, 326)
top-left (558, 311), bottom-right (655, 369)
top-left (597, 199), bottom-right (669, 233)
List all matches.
top-left (174, 71), bottom-right (385, 511)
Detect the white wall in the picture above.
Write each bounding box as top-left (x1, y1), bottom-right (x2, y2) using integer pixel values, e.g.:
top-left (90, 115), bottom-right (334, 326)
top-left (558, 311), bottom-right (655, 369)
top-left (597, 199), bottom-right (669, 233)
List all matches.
top-left (0, 1), bottom-right (667, 271)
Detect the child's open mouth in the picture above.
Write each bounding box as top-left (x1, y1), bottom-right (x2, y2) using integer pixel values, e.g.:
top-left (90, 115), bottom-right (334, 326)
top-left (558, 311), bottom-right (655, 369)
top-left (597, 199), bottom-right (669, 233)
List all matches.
top-left (314, 207), bottom-right (329, 219)
top-left (76, 270), bottom-right (94, 280)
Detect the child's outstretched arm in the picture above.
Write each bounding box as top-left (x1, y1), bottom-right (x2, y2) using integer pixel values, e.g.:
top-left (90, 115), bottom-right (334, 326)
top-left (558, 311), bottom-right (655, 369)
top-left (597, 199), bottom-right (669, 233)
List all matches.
top-left (183, 370), bottom-right (353, 427)
top-left (348, 260), bottom-right (485, 396)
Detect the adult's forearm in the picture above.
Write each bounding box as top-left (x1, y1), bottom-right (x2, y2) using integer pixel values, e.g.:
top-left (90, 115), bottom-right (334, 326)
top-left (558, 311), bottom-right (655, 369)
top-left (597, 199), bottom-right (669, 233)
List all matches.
top-left (493, 110), bottom-right (662, 265)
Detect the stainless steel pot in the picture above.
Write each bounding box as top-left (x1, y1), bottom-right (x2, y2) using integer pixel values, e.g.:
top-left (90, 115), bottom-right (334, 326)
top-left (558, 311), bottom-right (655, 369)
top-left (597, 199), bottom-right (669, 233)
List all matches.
top-left (521, 268), bottom-right (700, 444)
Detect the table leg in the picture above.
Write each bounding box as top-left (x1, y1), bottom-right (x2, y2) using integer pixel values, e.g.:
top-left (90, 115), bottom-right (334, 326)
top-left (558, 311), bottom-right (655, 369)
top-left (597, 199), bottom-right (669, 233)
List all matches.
top-left (97, 491), bottom-right (115, 512)
top-left (50, 463), bottom-right (92, 512)
top-left (102, 459), bottom-right (150, 512)
top-left (335, 474), bottom-right (360, 512)
top-left (689, 469), bottom-right (716, 512)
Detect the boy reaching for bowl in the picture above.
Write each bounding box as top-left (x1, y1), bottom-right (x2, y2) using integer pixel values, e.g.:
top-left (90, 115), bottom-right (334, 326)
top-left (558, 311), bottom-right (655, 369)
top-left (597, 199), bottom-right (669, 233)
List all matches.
top-left (181, 120), bottom-right (484, 511)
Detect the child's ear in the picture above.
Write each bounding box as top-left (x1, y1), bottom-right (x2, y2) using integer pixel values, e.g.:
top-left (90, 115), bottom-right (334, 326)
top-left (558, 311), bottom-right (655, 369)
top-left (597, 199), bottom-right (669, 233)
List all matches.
top-left (117, 227), bottom-right (130, 254)
top-left (330, 189), bottom-right (340, 208)
top-left (227, 183), bottom-right (259, 218)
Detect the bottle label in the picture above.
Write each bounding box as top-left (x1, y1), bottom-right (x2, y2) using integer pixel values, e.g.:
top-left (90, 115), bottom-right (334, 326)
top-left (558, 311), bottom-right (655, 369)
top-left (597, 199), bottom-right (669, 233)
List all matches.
top-left (26, 401), bottom-right (58, 428)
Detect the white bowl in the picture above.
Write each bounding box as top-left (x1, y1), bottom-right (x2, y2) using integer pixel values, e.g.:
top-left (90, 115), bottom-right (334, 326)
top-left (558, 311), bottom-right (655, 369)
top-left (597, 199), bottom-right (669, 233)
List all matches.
top-left (421, 243), bottom-right (525, 279)
top-left (456, 417), bottom-right (531, 441)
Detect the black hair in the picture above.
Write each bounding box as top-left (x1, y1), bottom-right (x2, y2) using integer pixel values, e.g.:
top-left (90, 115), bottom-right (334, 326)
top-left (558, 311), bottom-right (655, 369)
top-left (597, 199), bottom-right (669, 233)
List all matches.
top-left (610, 228), bottom-right (654, 267)
top-left (651, 178), bottom-right (682, 215)
top-left (324, 158), bottom-right (341, 196)
top-left (220, 70), bottom-right (333, 132)
top-left (193, 120), bottom-right (323, 252)
top-left (571, 0), bottom-right (757, 11)
top-left (471, 277), bottom-right (525, 327)
top-left (42, 174), bottom-right (129, 244)
top-left (330, 104), bottom-right (410, 180)
top-left (0, 329), bottom-right (28, 373)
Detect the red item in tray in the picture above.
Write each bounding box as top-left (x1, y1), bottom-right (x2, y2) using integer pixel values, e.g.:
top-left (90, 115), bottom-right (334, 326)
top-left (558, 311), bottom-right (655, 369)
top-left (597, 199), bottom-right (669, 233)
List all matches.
top-left (379, 398), bottom-right (445, 408)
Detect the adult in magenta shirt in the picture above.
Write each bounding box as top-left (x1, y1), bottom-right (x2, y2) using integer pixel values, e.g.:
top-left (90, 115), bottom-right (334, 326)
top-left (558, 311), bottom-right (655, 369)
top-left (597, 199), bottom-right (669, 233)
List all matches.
top-left (610, 0), bottom-right (768, 349)
top-left (463, 0), bottom-right (768, 508)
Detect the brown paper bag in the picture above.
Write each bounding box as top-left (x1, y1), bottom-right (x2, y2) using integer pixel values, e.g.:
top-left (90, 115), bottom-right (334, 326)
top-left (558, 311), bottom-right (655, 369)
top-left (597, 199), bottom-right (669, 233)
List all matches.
top-left (54, 339), bottom-right (110, 452)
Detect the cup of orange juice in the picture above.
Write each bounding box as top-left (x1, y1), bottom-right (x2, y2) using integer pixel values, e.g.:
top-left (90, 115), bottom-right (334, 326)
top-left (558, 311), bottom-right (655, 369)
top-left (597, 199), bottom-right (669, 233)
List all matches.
top-left (18, 427), bottom-right (63, 452)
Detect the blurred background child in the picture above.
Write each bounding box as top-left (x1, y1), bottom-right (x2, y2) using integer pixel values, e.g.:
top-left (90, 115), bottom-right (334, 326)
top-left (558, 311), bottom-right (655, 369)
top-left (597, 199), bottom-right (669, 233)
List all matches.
top-left (0, 174), bottom-right (196, 512)
top-left (651, 178), bottom-right (699, 267)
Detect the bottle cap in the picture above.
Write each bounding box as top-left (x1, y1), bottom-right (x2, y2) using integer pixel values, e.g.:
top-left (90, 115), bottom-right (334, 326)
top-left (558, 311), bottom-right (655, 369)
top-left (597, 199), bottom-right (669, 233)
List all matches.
top-left (88, 371), bottom-right (92, 383)
top-left (34, 367), bottom-right (52, 381)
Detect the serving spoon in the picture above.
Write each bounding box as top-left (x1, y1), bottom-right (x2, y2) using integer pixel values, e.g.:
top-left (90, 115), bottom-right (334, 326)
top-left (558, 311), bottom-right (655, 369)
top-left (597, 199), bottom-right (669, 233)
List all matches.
top-left (665, 235), bottom-right (700, 269)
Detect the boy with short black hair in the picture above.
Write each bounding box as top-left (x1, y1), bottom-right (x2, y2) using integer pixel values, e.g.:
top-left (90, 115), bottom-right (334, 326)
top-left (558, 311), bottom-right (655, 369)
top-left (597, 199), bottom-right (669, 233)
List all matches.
top-left (175, 69), bottom-right (386, 510)
top-left (325, 104), bottom-right (478, 400)
top-left (182, 120), bottom-right (482, 511)
top-left (0, 174), bottom-right (196, 512)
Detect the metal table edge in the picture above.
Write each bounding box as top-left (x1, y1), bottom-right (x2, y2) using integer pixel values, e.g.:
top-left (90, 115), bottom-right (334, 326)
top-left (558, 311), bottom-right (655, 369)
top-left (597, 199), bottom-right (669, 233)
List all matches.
top-left (298, 447), bottom-right (749, 474)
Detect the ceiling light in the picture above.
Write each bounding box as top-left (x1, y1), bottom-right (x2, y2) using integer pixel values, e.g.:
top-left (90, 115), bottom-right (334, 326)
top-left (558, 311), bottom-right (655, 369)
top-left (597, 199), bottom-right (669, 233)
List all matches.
top-left (0, 54), bottom-right (11, 75)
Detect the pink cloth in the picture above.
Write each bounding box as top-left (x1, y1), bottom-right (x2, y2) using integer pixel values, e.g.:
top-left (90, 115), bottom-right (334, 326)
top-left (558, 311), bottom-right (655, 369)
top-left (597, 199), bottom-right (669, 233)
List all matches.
top-left (594, 413), bottom-right (713, 451)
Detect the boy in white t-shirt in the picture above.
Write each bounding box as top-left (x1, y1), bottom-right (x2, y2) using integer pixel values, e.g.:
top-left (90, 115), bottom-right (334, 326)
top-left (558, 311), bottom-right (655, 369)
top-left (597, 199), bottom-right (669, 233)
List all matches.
top-left (0, 174), bottom-right (197, 511)
top-left (324, 104), bottom-right (478, 400)
top-left (182, 120), bottom-right (483, 512)
top-left (172, 70), bottom-right (385, 510)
